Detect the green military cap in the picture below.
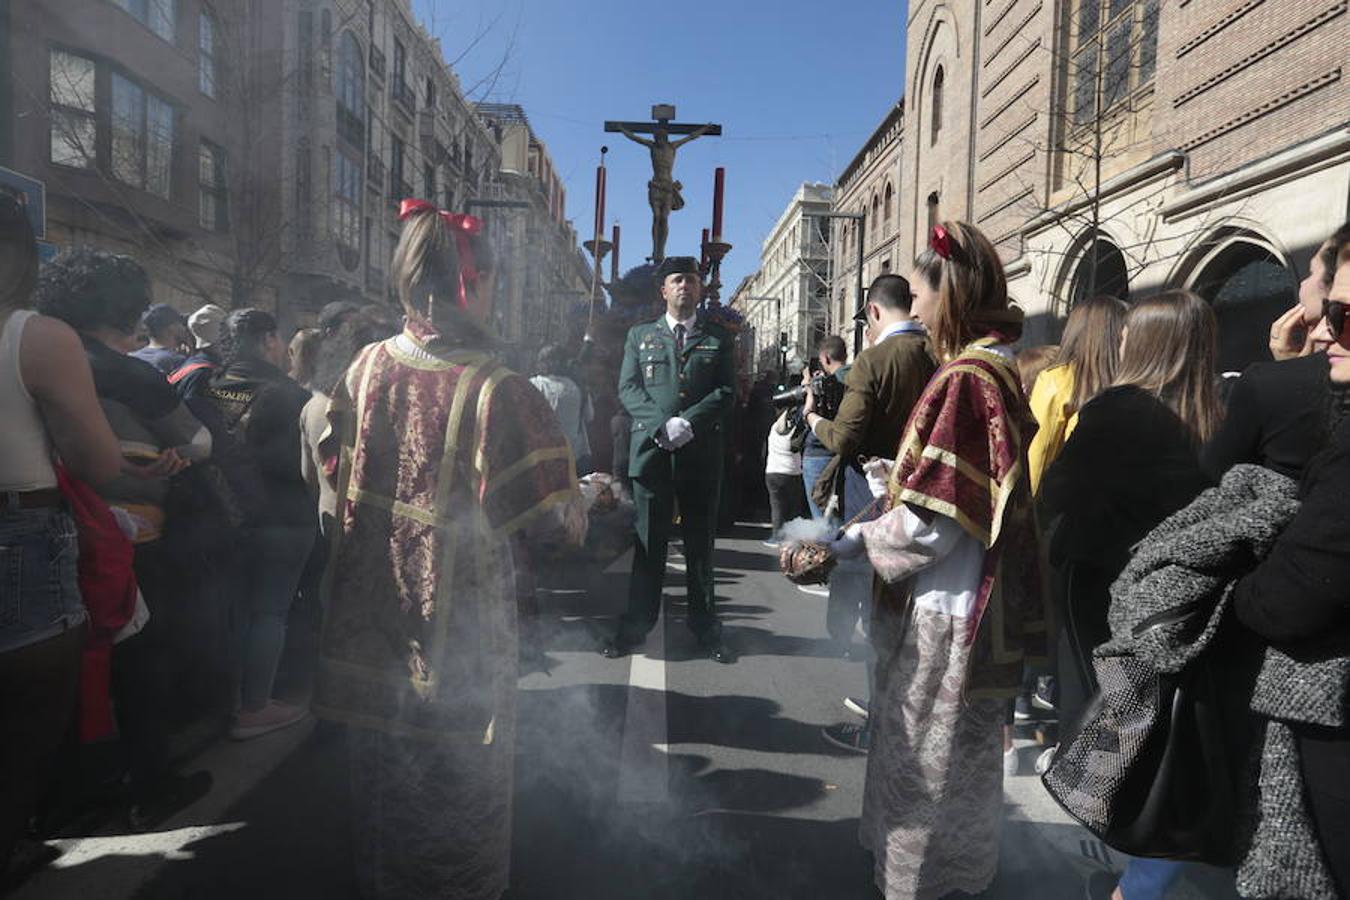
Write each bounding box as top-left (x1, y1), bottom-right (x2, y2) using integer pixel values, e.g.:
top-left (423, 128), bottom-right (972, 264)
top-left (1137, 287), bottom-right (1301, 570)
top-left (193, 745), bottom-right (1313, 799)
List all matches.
top-left (654, 256), bottom-right (702, 282)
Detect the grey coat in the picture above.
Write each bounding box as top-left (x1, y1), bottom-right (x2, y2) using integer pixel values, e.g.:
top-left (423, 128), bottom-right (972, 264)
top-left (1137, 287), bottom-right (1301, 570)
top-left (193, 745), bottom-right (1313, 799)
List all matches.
top-left (1109, 463), bottom-right (1349, 899)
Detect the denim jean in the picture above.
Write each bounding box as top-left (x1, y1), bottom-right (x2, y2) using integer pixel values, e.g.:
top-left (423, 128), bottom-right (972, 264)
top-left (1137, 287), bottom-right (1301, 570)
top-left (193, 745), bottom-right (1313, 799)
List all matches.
top-left (1118, 858), bottom-right (1186, 899)
top-left (235, 524), bottom-right (316, 711)
top-left (829, 467), bottom-right (882, 720)
top-left (801, 453), bottom-right (832, 521)
top-left (0, 505), bottom-right (85, 655)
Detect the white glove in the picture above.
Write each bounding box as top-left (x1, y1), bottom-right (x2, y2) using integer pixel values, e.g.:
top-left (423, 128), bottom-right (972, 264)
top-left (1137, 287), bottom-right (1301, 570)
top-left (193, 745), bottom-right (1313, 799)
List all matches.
top-left (830, 523), bottom-right (866, 560)
top-left (660, 416), bottom-right (694, 449)
top-left (863, 457), bottom-right (893, 500)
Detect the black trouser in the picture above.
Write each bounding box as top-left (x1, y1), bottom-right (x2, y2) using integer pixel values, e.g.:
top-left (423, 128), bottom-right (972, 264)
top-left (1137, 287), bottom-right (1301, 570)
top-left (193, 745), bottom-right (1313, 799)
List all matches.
top-left (0, 626), bottom-right (84, 870)
top-left (1299, 725), bottom-right (1350, 896)
top-left (619, 473), bottom-right (722, 643)
top-left (1053, 560), bottom-right (1115, 730)
top-left (765, 472), bottom-right (806, 537)
top-left (112, 539), bottom-right (181, 801)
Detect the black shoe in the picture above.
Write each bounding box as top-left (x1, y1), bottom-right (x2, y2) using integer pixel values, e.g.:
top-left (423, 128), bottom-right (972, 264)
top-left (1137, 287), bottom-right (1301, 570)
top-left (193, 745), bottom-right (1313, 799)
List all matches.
top-left (821, 722), bottom-right (869, 754)
top-left (600, 636), bottom-right (638, 659)
top-left (706, 641), bottom-right (735, 664)
top-left (1, 839), bottom-right (61, 892)
top-left (128, 770), bottom-right (214, 832)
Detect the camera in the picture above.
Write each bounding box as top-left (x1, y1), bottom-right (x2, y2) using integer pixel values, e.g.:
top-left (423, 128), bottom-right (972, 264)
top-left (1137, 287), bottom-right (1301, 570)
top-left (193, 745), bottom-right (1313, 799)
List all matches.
top-left (772, 371), bottom-right (845, 420)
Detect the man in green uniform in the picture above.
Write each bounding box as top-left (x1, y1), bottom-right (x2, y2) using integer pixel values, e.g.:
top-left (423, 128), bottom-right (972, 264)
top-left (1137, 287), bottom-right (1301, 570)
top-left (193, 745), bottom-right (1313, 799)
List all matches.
top-left (601, 256), bottom-right (737, 663)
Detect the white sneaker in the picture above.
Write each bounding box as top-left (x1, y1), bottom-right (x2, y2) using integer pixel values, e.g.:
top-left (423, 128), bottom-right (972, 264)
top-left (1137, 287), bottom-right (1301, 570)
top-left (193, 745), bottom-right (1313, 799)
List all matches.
top-left (1003, 745), bottom-right (1019, 777)
top-left (1035, 744), bottom-right (1058, 776)
top-left (229, 700), bottom-right (308, 740)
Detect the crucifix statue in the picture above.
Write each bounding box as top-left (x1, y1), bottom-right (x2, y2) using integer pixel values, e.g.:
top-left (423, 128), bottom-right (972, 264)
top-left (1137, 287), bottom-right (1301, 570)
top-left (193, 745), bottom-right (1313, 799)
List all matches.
top-left (605, 104), bottom-right (722, 263)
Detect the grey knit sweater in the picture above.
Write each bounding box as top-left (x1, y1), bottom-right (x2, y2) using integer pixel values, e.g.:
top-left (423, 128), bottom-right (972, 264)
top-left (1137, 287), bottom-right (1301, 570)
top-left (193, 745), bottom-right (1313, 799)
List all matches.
top-left (1110, 463), bottom-right (1349, 899)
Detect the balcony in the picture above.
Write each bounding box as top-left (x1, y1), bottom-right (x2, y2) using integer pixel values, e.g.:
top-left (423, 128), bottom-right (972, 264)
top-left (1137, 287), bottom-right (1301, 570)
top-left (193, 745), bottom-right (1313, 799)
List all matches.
top-left (391, 80), bottom-right (415, 116)
top-left (337, 107), bottom-right (365, 149)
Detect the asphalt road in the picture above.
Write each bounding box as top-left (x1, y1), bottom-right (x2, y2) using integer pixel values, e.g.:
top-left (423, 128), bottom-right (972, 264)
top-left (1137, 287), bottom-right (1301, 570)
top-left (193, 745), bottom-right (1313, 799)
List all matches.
top-left (14, 524), bottom-right (1240, 900)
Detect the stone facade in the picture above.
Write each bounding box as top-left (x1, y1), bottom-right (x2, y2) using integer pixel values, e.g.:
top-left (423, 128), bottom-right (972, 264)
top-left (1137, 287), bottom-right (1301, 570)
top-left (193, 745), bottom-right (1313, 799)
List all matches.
top-left (731, 182), bottom-right (833, 380)
top-left (2, 0), bottom-right (587, 347)
top-left (866, 0), bottom-right (1350, 368)
top-left (5, 0), bottom-right (243, 312)
top-left (475, 103), bottom-right (592, 365)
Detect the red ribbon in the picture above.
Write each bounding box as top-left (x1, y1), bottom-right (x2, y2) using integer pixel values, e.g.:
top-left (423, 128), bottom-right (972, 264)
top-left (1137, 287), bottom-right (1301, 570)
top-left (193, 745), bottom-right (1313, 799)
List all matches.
top-left (929, 224), bottom-right (954, 261)
top-left (398, 198), bottom-right (484, 309)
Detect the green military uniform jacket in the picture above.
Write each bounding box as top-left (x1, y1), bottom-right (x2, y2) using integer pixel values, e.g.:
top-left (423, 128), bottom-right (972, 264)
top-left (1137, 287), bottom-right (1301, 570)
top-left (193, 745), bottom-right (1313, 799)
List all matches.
top-left (618, 314), bottom-right (736, 482)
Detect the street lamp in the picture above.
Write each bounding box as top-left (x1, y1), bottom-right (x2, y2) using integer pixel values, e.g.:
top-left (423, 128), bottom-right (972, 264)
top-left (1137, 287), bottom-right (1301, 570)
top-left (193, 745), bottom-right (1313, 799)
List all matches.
top-left (810, 211), bottom-right (866, 355)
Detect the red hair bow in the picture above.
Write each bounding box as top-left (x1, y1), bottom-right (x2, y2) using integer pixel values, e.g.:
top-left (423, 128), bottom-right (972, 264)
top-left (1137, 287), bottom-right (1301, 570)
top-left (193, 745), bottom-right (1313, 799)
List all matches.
top-left (929, 224), bottom-right (954, 261)
top-left (398, 198), bottom-right (484, 309)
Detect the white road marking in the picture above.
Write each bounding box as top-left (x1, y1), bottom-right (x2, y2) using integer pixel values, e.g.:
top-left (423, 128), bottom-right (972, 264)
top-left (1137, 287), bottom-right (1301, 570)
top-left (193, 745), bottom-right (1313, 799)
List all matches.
top-left (48, 823), bottom-right (248, 867)
top-left (615, 603), bottom-right (669, 804)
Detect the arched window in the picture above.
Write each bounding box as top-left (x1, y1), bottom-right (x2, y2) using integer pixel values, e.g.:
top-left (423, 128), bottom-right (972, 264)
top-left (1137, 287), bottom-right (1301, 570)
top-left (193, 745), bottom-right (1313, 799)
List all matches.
top-left (1068, 234), bottom-right (1129, 308)
top-left (931, 66), bottom-right (945, 145)
top-left (883, 182), bottom-right (894, 236)
top-left (926, 191), bottom-right (940, 232)
top-left (870, 195), bottom-right (879, 244)
top-left (1192, 240), bottom-right (1298, 372)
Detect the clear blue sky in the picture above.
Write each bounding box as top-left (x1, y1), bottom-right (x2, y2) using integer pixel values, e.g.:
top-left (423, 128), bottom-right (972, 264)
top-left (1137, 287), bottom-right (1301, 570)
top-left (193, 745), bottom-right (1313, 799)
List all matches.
top-left (413, 0), bottom-right (907, 295)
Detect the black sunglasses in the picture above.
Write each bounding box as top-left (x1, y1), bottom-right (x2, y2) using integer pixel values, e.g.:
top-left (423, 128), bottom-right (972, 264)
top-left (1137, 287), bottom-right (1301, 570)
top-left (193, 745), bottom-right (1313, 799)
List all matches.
top-left (1324, 298), bottom-right (1348, 336)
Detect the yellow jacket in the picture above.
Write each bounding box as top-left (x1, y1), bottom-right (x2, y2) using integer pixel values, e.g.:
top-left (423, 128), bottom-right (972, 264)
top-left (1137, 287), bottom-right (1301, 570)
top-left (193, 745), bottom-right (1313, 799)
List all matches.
top-left (1027, 364), bottom-right (1078, 495)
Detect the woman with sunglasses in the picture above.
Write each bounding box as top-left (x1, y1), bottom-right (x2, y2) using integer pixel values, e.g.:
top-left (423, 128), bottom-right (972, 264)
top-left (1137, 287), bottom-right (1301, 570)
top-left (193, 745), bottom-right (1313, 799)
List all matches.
top-left (829, 221), bottom-right (1045, 900)
top-left (1202, 223), bottom-right (1350, 483)
top-left (1232, 251), bottom-right (1350, 897)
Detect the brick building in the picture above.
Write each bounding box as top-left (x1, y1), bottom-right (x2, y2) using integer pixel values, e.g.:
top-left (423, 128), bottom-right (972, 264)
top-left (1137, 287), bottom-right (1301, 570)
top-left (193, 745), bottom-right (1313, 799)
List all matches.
top-left (830, 100), bottom-right (904, 352)
top-left (852, 0), bottom-right (1349, 367)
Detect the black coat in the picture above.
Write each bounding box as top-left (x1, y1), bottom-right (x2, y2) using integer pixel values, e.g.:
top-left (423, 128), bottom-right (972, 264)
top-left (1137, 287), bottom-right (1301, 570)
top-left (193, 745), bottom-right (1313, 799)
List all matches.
top-left (1233, 416), bottom-right (1350, 897)
top-left (1201, 352), bottom-right (1328, 482)
top-left (1042, 385), bottom-right (1213, 574)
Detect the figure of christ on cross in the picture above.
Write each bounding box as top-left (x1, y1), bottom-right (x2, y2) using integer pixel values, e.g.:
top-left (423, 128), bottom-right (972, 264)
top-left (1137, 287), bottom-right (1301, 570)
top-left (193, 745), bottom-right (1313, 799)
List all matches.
top-left (606, 106), bottom-right (722, 263)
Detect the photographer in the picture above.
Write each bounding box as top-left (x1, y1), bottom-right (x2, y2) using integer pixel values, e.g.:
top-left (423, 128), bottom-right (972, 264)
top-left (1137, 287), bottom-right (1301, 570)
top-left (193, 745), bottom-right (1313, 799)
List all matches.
top-left (791, 337), bottom-right (849, 522)
top-left (803, 274), bottom-right (936, 751)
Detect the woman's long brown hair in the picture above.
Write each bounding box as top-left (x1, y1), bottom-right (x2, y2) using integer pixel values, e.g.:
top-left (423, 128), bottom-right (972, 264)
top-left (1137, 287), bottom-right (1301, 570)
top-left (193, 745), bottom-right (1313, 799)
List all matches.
top-left (1058, 294), bottom-right (1128, 415)
top-left (912, 220), bottom-right (1013, 361)
top-left (390, 208), bottom-right (494, 344)
top-left (1112, 289), bottom-right (1222, 444)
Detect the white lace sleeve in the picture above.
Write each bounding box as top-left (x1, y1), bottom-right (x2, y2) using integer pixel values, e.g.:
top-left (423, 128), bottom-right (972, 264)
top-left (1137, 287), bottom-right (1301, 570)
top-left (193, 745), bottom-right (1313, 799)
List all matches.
top-left (857, 503), bottom-right (965, 584)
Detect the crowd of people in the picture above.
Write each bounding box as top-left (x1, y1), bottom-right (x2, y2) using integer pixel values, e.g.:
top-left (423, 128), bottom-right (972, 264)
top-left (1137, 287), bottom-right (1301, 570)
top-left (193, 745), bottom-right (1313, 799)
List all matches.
top-left (2, 179), bottom-right (1350, 900)
top-left (762, 219), bottom-right (1350, 900)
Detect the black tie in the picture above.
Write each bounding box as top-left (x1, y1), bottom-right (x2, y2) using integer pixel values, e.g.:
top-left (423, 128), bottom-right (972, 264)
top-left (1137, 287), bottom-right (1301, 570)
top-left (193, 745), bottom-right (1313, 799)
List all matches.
top-left (674, 323), bottom-right (686, 357)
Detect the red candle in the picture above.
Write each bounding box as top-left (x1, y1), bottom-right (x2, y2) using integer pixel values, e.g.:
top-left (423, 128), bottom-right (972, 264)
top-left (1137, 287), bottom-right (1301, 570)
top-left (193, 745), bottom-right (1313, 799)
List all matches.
top-left (711, 167), bottom-right (725, 239)
top-left (594, 165), bottom-right (607, 242)
top-left (700, 228), bottom-right (710, 268)
top-left (611, 224), bottom-right (621, 282)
